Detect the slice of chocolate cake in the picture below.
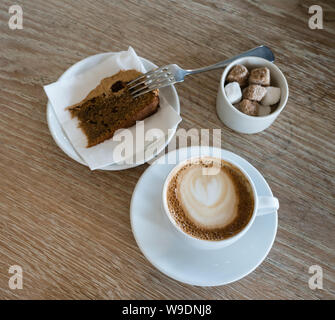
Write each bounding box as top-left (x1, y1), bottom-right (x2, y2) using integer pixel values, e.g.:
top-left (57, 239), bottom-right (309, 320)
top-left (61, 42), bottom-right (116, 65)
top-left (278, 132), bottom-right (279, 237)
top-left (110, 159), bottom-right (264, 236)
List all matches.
top-left (67, 70), bottom-right (159, 147)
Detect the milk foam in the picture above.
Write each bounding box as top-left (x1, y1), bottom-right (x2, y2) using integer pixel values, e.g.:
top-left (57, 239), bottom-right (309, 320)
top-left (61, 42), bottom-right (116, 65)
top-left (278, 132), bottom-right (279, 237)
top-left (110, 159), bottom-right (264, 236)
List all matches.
top-left (176, 161), bottom-right (238, 229)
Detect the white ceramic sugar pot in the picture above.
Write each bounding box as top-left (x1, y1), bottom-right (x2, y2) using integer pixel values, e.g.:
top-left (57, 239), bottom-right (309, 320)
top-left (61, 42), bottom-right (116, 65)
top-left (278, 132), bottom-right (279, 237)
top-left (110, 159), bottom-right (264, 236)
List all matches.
top-left (216, 57), bottom-right (289, 134)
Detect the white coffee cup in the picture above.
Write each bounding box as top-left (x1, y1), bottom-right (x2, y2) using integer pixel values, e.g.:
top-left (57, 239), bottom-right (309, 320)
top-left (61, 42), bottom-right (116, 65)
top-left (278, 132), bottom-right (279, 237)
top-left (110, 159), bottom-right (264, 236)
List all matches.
top-left (162, 156), bottom-right (279, 250)
top-left (216, 57), bottom-right (289, 134)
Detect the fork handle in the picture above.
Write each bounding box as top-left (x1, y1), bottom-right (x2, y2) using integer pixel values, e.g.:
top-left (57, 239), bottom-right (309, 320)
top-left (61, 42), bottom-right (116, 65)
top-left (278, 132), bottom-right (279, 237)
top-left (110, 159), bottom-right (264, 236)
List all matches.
top-left (184, 45), bottom-right (274, 76)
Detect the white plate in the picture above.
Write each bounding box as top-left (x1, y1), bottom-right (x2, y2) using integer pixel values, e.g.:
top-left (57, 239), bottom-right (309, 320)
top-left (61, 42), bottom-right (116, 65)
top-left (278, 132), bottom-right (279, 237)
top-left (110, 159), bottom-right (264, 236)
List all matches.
top-left (46, 53), bottom-right (180, 170)
top-left (130, 146), bottom-right (278, 286)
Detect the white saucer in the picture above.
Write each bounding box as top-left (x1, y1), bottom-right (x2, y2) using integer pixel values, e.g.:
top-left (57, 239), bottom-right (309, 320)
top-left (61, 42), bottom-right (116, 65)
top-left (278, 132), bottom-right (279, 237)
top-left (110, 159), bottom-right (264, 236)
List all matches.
top-left (130, 146), bottom-right (278, 286)
top-left (46, 53), bottom-right (180, 170)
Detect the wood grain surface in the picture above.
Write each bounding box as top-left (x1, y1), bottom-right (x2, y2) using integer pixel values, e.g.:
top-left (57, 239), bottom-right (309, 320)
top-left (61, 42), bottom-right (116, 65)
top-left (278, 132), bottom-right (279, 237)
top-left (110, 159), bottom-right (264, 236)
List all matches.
top-left (0, 0), bottom-right (334, 300)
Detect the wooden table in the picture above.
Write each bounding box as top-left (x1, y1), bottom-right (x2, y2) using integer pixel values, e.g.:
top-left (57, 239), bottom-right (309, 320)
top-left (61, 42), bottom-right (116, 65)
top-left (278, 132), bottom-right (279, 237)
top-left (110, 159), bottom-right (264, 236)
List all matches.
top-left (0, 0), bottom-right (334, 300)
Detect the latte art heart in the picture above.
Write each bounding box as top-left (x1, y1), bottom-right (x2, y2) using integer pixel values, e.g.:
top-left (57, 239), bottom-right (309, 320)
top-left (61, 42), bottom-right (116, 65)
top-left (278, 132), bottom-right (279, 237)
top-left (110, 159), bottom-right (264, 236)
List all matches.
top-left (191, 175), bottom-right (222, 206)
top-left (176, 165), bottom-right (238, 229)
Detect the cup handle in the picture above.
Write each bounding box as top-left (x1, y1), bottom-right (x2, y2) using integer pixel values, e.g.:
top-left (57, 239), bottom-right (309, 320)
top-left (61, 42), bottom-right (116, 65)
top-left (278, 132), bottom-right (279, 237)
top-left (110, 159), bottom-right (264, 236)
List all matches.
top-left (256, 196), bottom-right (279, 216)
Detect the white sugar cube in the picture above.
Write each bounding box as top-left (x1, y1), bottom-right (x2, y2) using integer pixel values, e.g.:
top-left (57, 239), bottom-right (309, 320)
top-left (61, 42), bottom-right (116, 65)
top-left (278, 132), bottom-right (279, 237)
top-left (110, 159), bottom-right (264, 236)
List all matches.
top-left (258, 105), bottom-right (271, 116)
top-left (224, 82), bottom-right (242, 104)
top-left (261, 87), bottom-right (281, 106)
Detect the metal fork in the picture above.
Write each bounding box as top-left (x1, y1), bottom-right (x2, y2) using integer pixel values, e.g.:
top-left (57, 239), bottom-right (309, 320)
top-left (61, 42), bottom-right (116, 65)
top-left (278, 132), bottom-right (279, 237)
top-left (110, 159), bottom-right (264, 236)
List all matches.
top-left (128, 45), bottom-right (274, 98)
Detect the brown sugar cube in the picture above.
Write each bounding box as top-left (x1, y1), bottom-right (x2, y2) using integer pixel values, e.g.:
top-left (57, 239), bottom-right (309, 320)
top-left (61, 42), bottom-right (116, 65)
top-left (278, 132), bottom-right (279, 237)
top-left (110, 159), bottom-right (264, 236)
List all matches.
top-left (249, 67), bottom-right (270, 86)
top-left (238, 99), bottom-right (259, 116)
top-left (226, 64), bottom-right (249, 87)
top-left (243, 84), bottom-right (267, 101)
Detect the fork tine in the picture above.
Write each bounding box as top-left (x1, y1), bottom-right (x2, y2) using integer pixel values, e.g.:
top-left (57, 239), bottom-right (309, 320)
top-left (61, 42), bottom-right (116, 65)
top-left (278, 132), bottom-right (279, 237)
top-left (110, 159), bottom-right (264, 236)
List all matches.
top-left (128, 78), bottom-right (149, 92)
top-left (127, 64), bottom-right (172, 87)
top-left (131, 75), bottom-right (172, 95)
top-left (128, 74), bottom-right (166, 92)
top-left (127, 74), bottom-right (147, 87)
top-left (128, 70), bottom-right (168, 91)
top-left (127, 67), bottom-right (163, 87)
top-left (129, 73), bottom-right (171, 95)
top-left (132, 79), bottom-right (173, 98)
top-left (142, 66), bottom-right (169, 78)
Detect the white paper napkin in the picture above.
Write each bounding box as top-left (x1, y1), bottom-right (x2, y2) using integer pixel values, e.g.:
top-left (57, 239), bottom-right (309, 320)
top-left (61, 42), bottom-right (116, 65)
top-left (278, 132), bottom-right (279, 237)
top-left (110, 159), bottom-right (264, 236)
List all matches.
top-left (44, 47), bottom-right (181, 170)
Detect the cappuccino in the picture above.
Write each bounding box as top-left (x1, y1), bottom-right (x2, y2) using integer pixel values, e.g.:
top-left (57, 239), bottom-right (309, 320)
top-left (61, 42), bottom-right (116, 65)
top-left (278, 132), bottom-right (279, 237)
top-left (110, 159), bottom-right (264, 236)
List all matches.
top-left (166, 157), bottom-right (254, 241)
